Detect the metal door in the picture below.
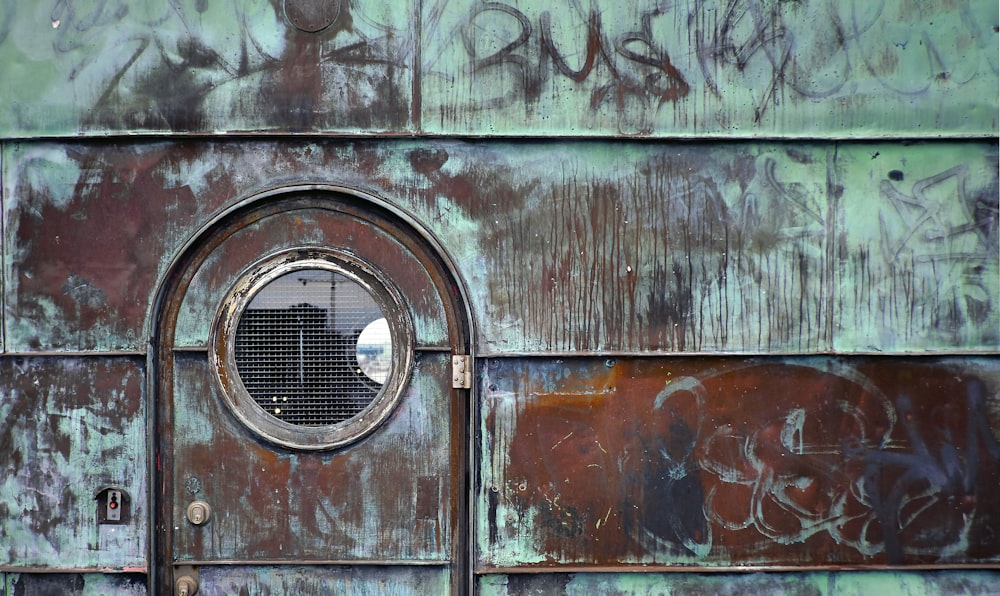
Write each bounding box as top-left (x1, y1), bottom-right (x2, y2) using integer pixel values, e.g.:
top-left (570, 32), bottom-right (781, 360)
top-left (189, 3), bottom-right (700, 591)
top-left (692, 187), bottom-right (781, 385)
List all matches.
top-left (153, 188), bottom-right (471, 594)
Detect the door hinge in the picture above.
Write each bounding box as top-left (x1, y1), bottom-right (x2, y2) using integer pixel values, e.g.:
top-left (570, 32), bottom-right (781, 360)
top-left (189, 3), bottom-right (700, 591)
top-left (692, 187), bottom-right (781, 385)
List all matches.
top-left (451, 355), bottom-right (472, 389)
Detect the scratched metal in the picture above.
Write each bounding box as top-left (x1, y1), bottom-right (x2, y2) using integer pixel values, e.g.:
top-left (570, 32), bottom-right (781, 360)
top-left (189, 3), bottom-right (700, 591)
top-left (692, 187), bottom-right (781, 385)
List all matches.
top-left (192, 565), bottom-right (449, 595)
top-left (477, 570), bottom-right (1000, 595)
top-left (156, 194), bottom-right (468, 591)
top-left (422, 0), bottom-right (999, 137)
top-left (4, 140), bottom-right (996, 354)
top-left (4, 573), bottom-right (147, 595)
top-left (478, 356), bottom-right (1000, 568)
top-left (0, 1), bottom-right (995, 137)
top-left (160, 199), bottom-right (464, 568)
top-left (173, 204), bottom-right (451, 349)
top-left (834, 144), bottom-right (1000, 351)
top-left (168, 351), bottom-right (454, 563)
top-left (0, 1), bottom-right (414, 137)
top-left (163, 216), bottom-right (458, 564)
top-left (0, 356), bottom-right (146, 570)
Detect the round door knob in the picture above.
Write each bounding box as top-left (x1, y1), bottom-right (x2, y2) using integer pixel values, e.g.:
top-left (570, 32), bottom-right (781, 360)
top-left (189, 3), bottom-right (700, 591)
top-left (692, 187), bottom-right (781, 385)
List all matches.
top-left (186, 500), bottom-right (212, 525)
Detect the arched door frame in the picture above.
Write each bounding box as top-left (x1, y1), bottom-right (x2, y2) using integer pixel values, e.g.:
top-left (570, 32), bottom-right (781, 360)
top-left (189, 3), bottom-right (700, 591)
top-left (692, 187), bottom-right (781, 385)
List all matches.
top-left (146, 183), bottom-right (476, 594)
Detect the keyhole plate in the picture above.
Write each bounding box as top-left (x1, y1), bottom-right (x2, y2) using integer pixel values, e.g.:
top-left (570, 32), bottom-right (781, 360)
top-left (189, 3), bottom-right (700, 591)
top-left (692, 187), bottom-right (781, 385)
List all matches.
top-left (186, 500), bottom-right (212, 525)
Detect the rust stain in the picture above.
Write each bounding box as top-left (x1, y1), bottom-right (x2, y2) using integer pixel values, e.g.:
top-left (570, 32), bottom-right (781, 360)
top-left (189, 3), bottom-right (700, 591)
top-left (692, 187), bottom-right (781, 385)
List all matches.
top-left (484, 357), bottom-right (1000, 567)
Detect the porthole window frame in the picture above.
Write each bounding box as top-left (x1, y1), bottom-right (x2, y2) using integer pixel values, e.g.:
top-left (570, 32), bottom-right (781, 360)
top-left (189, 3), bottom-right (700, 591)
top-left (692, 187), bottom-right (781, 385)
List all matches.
top-left (210, 247), bottom-right (414, 451)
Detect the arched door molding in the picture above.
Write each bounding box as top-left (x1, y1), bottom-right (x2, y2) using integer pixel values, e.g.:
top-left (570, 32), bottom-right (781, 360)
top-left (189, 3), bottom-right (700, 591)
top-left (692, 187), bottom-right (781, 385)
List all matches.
top-left (147, 184), bottom-right (474, 594)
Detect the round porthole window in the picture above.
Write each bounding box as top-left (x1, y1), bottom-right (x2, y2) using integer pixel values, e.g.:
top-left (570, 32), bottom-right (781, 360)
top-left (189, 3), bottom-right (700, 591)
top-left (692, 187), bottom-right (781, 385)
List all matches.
top-left (212, 248), bottom-right (413, 450)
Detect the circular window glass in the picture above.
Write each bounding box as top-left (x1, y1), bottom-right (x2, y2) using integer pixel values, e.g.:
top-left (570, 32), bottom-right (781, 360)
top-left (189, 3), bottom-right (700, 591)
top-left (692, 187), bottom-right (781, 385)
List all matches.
top-left (213, 249), bottom-right (412, 450)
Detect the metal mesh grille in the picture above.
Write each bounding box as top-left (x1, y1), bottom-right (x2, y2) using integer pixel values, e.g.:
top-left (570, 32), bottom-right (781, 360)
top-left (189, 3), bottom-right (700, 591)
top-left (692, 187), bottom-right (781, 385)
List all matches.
top-left (233, 269), bottom-right (388, 426)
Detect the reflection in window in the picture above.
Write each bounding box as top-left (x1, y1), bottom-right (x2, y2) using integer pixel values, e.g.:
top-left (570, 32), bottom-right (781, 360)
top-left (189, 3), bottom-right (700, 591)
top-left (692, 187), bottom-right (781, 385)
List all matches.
top-left (357, 318), bottom-right (392, 384)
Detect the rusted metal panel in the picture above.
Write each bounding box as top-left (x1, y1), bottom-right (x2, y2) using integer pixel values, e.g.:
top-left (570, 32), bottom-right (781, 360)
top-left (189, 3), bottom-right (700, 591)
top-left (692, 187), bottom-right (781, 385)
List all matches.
top-left (0, 356), bottom-right (146, 570)
top-left (449, 142), bottom-right (998, 353)
top-left (169, 351), bottom-right (454, 563)
top-left (478, 356), bottom-right (1000, 568)
top-left (153, 186), bottom-right (472, 593)
top-left (477, 570), bottom-right (1000, 595)
top-left (5, 573), bottom-right (146, 595)
top-left (0, 0), bottom-right (995, 137)
top-left (193, 565), bottom-right (449, 595)
top-left (173, 204), bottom-right (451, 349)
top-left (1, 141), bottom-right (219, 352)
top-left (4, 140), bottom-right (995, 354)
top-left (0, 4), bottom-right (991, 595)
top-left (0, 1), bottom-right (414, 137)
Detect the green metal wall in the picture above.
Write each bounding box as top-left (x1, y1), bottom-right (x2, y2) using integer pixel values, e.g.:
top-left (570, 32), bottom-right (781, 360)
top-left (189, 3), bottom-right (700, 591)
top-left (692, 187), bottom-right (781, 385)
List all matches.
top-left (0, 0), bottom-right (997, 594)
top-left (0, 0), bottom-right (994, 138)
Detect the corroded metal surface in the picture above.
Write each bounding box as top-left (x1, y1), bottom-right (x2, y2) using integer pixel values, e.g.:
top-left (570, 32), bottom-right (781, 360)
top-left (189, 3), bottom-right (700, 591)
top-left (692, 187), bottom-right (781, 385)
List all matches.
top-left (0, 3), bottom-right (994, 596)
top-left (0, 1), bottom-right (413, 136)
top-left (169, 351), bottom-right (454, 562)
top-left (153, 192), bottom-right (472, 593)
top-left (477, 570), bottom-right (1000, 595)
top-left (4, 140), bottom-right (996, 354)
top-left (478, 356), bottom-right (1000, 567)
top-left (4, 573), bottom-right (147, 595)
top-left (174, 204), bottom-right (452, 349)
top-left (0, 0), bottom-right (994, 137)
top-left (195, 565), bottom-right (449, 595)
top-left (422, 0), bottom-right (999, 136)
top-left (0, 356), bottom-right (146, 570)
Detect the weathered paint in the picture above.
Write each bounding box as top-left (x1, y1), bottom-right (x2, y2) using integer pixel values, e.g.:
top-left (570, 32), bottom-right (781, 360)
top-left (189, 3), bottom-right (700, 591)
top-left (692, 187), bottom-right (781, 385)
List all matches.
top-left (0, 0), bottom-right (995, 137)
top-left (479, 356), bottom-right (1000, 567)
top-left (4, 140), bottom-right (996, 354)
top-left (0, 356), bottom-right (146, 570)
top-left (477, 570), bottom-right (1000, 595)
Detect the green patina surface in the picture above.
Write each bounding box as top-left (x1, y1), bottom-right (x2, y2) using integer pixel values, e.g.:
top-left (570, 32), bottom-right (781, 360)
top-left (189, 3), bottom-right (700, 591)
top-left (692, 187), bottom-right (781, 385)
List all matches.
top-left (0, 1), bottom-right (412, 136)
top-left (0, 357), bottom-right (146, 570)
top-left (3, 140), bottom-right (996, 354)
top-left (422, 0), bottom-right (999, 137)
top-left (0, 0), bottom-right (996, 590)
top-left (477, 570), bottom-right (1000, 595)
top-left (4, 572), bottom-right (147, 594)
top-left (0, 0), bottom-right (994, 137)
